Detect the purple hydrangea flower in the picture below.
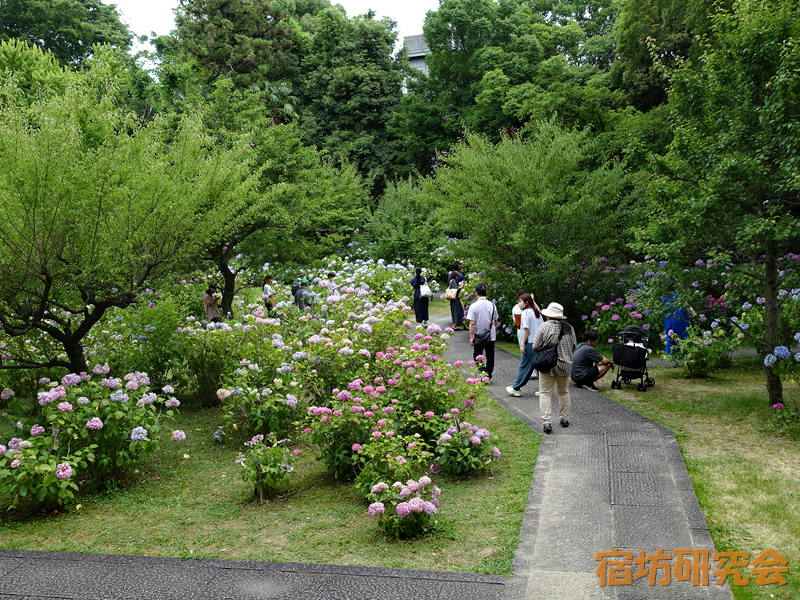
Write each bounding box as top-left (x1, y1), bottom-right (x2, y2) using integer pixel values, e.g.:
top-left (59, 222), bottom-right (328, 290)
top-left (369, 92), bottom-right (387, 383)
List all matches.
top-left (86, 417), bottom-right (103, 430)
top-left (30, 425), bottom-right (45, 437)
top-left (61, 373), bottom-right (82, 387)
top-left (172, 430), bottom-right (186, 442)
top-left (395, 502), bottom-right (411, 517)
top-left (131, 427), bottom-right (147, 442)
top-left (368, 502), bottom-right (385, 517)
top-left (56, 462), bottom-right (72, 480)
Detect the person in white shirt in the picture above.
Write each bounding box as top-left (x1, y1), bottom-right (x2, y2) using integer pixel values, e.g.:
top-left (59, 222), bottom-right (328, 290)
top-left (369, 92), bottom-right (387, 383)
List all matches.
top-left (323, 271), bottom-right (345, 296)
top-left (506, 293), bottom-right (544, 396)
top-left (467, 283), bottom-right (499, 380)
top-left (262, 275), bottom-right (276, 314)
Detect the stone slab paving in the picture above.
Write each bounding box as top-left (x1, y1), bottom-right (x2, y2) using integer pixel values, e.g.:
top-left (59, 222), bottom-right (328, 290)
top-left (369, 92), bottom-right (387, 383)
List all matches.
top-left (0, 315), bottom-right (734, 599)
top-left (438, 318), bottom-right (733, 600)
top-left (0, 549), bottom-right (505, 599)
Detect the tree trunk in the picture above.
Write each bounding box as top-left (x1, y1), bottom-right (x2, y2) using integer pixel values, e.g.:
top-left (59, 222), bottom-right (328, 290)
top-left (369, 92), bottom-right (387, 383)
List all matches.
top-left (219, 261), bottom-right (236, 318)
top-left (763, 239), bottom-right (784, 405)
top-left (63, 337), bottom-right (88, 374)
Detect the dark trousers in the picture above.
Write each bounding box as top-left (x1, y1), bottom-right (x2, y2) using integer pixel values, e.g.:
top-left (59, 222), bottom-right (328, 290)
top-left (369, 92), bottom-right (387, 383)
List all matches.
top-left (473, 339), bottom-right (495, 377)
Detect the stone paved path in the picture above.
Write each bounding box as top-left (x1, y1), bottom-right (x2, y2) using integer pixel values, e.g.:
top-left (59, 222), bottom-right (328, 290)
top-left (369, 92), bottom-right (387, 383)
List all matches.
top-left (439, 316), bottom-right (732, 600)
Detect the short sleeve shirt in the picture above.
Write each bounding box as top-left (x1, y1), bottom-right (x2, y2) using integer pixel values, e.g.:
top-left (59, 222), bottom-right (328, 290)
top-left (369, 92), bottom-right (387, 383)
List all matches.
top-left (466, 297), bottom-right (498, 341)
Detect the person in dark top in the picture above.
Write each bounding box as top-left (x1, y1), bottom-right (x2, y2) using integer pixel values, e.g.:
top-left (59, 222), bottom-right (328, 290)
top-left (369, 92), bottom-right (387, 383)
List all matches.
top-left (294, 279), bottom-right (312, 309)
top-left (410, 267), bottom-right (429, 325)
top-left (571, 329), bottom-right (614, 391)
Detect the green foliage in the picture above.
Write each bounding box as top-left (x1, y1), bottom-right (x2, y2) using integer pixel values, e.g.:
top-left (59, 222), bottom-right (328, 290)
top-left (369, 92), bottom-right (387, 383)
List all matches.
top-left (217, 360), bottom-right (305, 438)
top-left (352, 432), bottom-right (432, 500)
top-left (0, 0), bottom-right (132, 68)
top-left (362, 180), bottom-right (440, 266)
top-left (0, 442), bottom-right (91, 509)
top-left (668, 323), bottom-right (741, 378)
top-left (638, 0), bottom-right (800, 403)
top-left (298, 7), bottom-right (403, 197)
top-left (422, 122), bottom-right (634, 306)
top-left (397, 0), bottom-right (624, 173)
top-left (0, 38), bottom-right (66, 104)
top-left (235, 433), bottom-right (301, 503)
top-left (613, 0), bottom-right (730, 110)
top-left (432, 421), bottom-right (499, 475)
top-left (0, 58), bottom-right (259, 373)
top-left (174, 0), bottom-right (313, 88)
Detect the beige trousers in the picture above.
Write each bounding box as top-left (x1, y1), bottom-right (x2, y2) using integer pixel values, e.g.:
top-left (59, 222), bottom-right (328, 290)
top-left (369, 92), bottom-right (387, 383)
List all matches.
top-left (538, 373), bottom-right (571, 424)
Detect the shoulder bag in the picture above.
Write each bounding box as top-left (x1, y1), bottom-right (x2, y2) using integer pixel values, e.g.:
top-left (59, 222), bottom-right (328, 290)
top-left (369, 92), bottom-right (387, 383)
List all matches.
top-left (419, 282), bottom-right (433, 298)
top-left (444, 282), bottom-right (459, 301)
top-left (531, 322), bottom-right (566, 372)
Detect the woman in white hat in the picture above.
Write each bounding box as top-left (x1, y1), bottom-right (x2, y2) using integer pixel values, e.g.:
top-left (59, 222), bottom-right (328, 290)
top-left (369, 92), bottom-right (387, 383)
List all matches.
top-left (530, 302), bottom-right (577, 433)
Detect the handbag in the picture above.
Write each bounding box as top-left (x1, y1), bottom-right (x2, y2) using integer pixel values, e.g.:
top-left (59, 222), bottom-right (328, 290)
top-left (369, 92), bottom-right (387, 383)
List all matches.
top-left (444, 287), bottom-right (459, 301)
top-left (531, 322), bottom-right (566, 372)
top-left (419, 283), bottom-right (433, 298)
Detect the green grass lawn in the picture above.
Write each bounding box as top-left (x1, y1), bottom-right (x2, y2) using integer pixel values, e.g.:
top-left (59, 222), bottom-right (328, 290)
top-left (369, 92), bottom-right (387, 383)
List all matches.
top-left (604, 356), bottom-right (800, 600)
top-left (0, 397), bottom-right (540, 575)
top-left (495, 339), bottom-right (798, 598)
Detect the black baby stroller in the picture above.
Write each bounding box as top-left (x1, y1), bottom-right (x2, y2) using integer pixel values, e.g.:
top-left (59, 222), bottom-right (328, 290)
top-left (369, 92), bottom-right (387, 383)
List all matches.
top-left (610, 325), bottom-right (655, 391)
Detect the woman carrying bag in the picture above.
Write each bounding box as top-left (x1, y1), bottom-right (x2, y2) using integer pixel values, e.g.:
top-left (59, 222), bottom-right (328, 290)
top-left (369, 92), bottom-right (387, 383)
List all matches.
top-left (530, 302), bottom-right (577, 434)
top-left (410, 267), bottom-right (430, 325)
top-left (446, 270), bottom-right (465, 329)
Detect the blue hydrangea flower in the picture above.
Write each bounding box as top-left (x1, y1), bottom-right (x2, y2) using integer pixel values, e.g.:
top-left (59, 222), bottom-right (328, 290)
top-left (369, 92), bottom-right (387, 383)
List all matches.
top-left (774, 346), bottom-right (791, 359)
top-left (764, 354), bottom-right (777, 367)
top-left (131, 426), bottom-right (147, 442)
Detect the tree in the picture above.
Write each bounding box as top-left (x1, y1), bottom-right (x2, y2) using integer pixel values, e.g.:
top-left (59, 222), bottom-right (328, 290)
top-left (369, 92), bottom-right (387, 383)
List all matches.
top-left (0, 38), bottom-right (66, 104)
top-left (639, 0), bottom-right (800, 404)
top-left (174, 0), bottom-right (316, 89)
top-left (298, 7), bottom-right (403, 198)
top-left (362, 179), bottom-right (440, 265)
top-left (0, 59), bottom-right (259, 374)
top-left (0, 0), bottom-right (132, 68)
top-left (421, 121), bottom-right (632, 306)
top-left (613, 0), bottom-right (732, 110)
top-left (192, 79), bottom-right (367, 315)
top-left (396, 0), bottom-right (625, 175)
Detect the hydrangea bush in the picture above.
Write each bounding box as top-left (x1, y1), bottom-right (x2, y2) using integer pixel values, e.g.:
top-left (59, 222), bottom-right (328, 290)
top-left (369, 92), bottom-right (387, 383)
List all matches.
top-left (432, 420), bottom-right (500, 475)
top-left (351, 431), bottom-right (432, 500)
top-left (0, 436), bottom-right (93, 509)
top-left (367, 476), bottom-right (441, 538)
top-left (235, 433), bottom-right (302, 503)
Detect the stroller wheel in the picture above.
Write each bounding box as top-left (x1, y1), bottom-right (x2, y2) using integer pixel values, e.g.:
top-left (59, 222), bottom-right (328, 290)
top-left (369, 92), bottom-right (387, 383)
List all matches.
top-left (646, 378), bottom-right (655, 387)
top-left (637, 382), bottom-right (646, 392)
top-left (610, 380), bottom-right (617, 389)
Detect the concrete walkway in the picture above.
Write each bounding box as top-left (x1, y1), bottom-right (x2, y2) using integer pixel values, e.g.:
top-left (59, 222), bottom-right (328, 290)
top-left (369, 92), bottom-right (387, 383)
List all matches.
top-left (440, 320), bottom-right (732, 600)
top-left (0, 316), bottom-right (731, 599)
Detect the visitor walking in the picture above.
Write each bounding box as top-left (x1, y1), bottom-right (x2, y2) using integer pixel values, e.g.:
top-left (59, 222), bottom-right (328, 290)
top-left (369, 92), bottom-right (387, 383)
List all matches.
top-left (410, 268), bottom-right (429, 325)
top-left (506, 293), bottom-right (543, 396)
top-left (447, 270), bottom-right (464, 329)
top-left (467, 283), bottom-right (499, 380)
top-left (203, 284), bottom-right (223, 323)
top-left (531, 302), bottom-right (577, 433)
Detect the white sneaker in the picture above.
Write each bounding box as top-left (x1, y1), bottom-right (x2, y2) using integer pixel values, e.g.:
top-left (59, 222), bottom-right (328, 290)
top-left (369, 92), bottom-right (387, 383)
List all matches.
top-left (506, 386), bottom-right (521, 397)
top-left (535, 391), bottom-right (541, 396)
